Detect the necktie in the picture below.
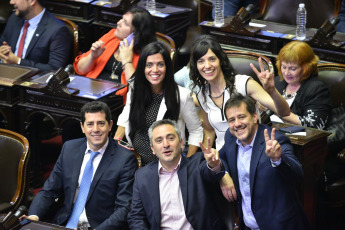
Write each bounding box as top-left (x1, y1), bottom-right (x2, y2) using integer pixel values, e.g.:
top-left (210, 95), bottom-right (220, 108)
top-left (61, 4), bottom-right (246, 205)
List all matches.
top-left (66, 150), bottom-right (100, 229)
top-left (17, 21), bottom-right (30, 58)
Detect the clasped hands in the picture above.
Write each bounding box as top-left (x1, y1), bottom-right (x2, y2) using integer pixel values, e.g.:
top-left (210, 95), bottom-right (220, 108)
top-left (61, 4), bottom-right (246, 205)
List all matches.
top-left (0, 41), bottom-right (20, 64)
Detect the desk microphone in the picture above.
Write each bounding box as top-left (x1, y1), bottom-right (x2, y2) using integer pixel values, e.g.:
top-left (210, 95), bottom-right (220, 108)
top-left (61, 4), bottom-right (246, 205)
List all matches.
top-left (236, 4), bottom-right (254, 25)
top-left (1, 206), bottom-right (27, 230)
top-left (245, 4), bottom-right (255, 14)
top-left (64, 64), bottom-right (74, 75)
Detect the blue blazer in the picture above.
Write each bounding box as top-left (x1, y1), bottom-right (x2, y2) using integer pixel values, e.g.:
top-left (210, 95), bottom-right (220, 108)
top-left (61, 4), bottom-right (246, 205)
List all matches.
top-left (29, 137), bottom-right (137, 230)
top-left (219, 124), bottom-right (311, 230)
top-left (0, 11), bottom-right (72, 72)
top-left (128, 153), bottom-right (226, 230)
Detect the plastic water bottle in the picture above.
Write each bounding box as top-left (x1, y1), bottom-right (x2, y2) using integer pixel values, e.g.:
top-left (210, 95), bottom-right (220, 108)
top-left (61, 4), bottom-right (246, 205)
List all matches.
top-left (296, 3), bottom-right (307, 40)
top-left (214, 0), bottom-right (224, 27)
top-left (146, 0), bottom-right (156, 14)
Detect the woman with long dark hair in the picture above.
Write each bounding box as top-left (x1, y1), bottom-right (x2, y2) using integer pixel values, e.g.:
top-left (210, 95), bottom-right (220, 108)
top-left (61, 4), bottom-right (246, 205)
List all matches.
top-left (115, 41), bottom-right (203, 165)
top-left (190, 35), bottom-right (290, 150)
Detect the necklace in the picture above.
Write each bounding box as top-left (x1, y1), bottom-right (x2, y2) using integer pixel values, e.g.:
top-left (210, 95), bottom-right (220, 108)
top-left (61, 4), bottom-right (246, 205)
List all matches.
top-left (282, 89), bottom-right (297, 99)
top-left (209, 86), bottom-right (226, 98)
top-left (110, 59), bottom-right (122, 80)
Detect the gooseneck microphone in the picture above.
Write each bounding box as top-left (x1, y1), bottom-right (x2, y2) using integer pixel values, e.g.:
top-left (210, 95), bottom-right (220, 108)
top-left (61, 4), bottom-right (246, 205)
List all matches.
top-left (1, 206), bottom-right (27, 230)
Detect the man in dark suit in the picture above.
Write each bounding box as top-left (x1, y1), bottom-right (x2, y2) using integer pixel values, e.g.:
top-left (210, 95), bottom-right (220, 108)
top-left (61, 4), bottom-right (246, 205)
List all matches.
top-left (127, 119), bottom-right (226, 230)
top-left (24, 101), bottom-right (137, 230)
top-left (202, 94), bottom-right (311, 230)
top-left (0, 0), bottom-right (71, 72)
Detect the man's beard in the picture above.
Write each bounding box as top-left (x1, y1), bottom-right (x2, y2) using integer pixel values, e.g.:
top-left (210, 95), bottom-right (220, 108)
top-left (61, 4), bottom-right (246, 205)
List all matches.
top-left (16, 8), bottom-right (30, 19)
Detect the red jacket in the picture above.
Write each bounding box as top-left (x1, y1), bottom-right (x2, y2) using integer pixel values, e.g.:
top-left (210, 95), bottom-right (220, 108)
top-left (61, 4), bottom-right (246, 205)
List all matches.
top-left (73, 29), bottom-right (140, 104)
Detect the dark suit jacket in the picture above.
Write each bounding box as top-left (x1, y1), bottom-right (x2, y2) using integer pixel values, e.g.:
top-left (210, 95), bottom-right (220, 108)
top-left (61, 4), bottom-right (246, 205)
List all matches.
top-left (29, 137), bottom-right (137, 230)
top-left (127, 153), bottom-right (226, 230)
top-left (275, 75), bottom-right (332, 129)
top-left (0, 10), bottom-right (72, 72)
top-left (219, 124), bottom-right (311, 230)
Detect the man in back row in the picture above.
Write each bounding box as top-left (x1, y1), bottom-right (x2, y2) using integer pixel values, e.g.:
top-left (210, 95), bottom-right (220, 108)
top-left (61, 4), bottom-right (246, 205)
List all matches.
top-left (0, 0), bottom-right (71, 72)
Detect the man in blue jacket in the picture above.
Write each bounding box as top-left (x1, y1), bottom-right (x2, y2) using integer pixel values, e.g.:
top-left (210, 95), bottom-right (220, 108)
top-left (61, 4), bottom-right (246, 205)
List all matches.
top-left (202, 94), bottom-right (311, 230)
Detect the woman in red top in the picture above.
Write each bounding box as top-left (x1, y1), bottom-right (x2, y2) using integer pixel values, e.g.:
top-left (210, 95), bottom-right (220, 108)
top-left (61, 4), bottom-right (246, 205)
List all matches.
top-left (73, 7), bottom-right (156, 102)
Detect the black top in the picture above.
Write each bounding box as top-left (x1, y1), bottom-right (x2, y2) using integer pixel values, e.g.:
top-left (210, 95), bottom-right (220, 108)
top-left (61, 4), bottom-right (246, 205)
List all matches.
top-left (275, 75), bottom-right (332, 129)
top-left (132, 93), bottom-right (164, 166)
top-left (98, 55), bottom-right (122, 83)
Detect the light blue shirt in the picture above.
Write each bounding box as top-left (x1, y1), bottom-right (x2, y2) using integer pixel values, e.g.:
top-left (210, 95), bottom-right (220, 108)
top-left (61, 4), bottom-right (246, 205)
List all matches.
top-left (236, 129), bottom-right (282, 229)
top-left (15, 8), bottom-right (45, 58)
top-left (236, 132), bottom-right (259, 229)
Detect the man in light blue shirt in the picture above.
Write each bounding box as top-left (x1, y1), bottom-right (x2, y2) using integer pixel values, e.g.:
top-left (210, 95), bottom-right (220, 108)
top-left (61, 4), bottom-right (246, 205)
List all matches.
top-left (0, 0), bottom-right (71, 72)
top-left (202, 94), bottom-right (311, 230)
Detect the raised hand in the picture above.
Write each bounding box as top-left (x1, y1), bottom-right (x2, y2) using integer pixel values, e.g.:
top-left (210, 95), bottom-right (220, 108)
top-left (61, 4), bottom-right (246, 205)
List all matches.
top-left (264, 128), bottom-right (282, 161)
top-left (200, 137), bottom-right (219, 168)
top-left (119, 37), bottom-right (134, 64)
top-left (250, 57), bottom-right (275, 94)
top-left (90, 40), bottom-right (105, 59)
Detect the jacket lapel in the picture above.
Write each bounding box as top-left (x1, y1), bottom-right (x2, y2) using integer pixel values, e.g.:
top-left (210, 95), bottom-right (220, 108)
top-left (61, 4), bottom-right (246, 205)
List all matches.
top-left (177, 156), bottom-right (188, 210)
top-left (156, 97), bottom-right (167, 120)
top-left (148, 162), bottom-right (161, 226)
top-left (249, 125), bottom-right (265, 194)
top-left (69, 140), bottom-right (87, 201)
top-left (25, 11), bottom-right (48, 58)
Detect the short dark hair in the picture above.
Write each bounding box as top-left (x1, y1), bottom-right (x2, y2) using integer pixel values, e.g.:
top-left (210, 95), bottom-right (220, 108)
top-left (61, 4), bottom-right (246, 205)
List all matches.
top-left (148, 119), bottom-right (182, 145)
top-left (80, 101), bottom-right (112, 124)
top-left (224, 94), bottom-right (256, 119)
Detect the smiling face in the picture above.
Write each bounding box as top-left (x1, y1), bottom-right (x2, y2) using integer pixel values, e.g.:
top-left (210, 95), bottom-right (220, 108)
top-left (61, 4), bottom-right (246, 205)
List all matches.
top-left (226, 102), bottom-right (258, 146)
top-left (151, 124), bottom-right (183, 171)
top-left (114, 12), bottom-right (134, 40)
top-left (196, 49), bottom-right (223, 83)
top-left (281, 61), bottom-right (303, 86)
top-left (80, 112), bottom-right (113, 152)
top-left (145, 53), bottom-right (166, 93)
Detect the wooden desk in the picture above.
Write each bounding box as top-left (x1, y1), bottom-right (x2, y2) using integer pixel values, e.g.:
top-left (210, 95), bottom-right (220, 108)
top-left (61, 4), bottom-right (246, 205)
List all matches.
top-left (273, 122), bottom-right (330, 228)
top-left (200, 17), bottom-right (345, 64)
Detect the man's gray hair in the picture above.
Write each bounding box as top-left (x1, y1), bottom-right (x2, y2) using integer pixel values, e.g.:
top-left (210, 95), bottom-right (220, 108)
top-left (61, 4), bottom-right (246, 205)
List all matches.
top-left (148, 119), bottom-right (182, 145)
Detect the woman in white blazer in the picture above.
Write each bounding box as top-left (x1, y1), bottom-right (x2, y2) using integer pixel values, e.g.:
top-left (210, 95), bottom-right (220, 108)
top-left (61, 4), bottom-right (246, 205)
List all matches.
top-left (114, 42), bottom-right (203, 166)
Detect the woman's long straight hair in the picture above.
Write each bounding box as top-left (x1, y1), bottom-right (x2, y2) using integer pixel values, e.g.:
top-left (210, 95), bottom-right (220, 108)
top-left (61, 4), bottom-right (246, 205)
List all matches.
top-left (129, 41), bottom-right (180, 140)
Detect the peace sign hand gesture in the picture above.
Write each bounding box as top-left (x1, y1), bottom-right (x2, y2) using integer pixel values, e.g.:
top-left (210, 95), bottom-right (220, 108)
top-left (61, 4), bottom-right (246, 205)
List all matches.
top-left (264, 128), bottom-right (282, 162)
top-left (200, 137), bottom-right (220, 168)
top-left (250, 57), bottom-right (275, 94)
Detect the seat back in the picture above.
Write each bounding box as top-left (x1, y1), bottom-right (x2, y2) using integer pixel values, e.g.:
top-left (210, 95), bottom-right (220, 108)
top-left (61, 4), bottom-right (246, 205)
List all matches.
top-left (260, 0), bottom-right (339, 28)
top-left (0, 129), bottom-right (29, 213)
top-left (317, 63), bottom-right (345, 109)
top-left (226, 50), bottom-right (274, 84)
top-left (156, 32), bottom-right (176, 64)
top-left (56, 16), bottom-right (79, 61)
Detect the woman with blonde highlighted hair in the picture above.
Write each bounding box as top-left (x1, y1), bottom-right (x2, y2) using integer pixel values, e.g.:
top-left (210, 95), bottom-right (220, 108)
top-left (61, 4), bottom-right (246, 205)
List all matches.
top-left (272, 41), bottom-right (332, 129)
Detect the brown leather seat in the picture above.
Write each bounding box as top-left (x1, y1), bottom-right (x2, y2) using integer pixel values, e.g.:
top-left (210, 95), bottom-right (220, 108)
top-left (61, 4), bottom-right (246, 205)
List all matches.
top-left (156, 32), bottom-right (176, 65)
top-left (317, 63), bottom-right (345, 228)
top-left (226, 50), bottom-right (274, 83)
top-left (56, 16), bottom-right (79, 62)
top-left (260, 0), bottom-right (340, 29)
top-left (0, 129), bottom-right (30, 213)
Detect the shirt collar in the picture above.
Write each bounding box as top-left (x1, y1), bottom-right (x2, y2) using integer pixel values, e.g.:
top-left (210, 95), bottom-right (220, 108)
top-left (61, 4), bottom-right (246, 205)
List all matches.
top-left (85, 138), bottom-right (109, 157)
top-left (27, 8), bottom-right (45, 29)
top-left (158, 155), bottom-right (182, 174)
top-left (236, 129), bottom-right (258, 148)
